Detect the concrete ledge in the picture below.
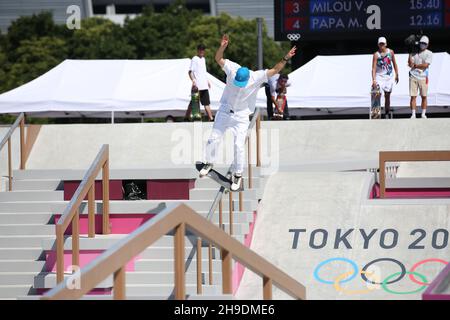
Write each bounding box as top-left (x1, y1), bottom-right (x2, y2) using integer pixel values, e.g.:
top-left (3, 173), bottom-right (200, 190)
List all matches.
top-left (386, 177), bottom-right (450, 188)
top-left (13, 166), bottom-right (263, 181)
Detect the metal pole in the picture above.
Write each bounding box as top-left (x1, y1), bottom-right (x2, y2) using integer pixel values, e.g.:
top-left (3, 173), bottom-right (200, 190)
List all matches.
top-left (20, 116), bottom-right (25, 170)
top-left (209, 0), bottom-right (217, 16)
top-left (257, 18), bottom-right (263, 70)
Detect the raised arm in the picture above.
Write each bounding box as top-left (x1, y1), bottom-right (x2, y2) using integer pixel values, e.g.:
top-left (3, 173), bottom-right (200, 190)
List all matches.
top-left (215, 34), bottom-right (229, 69)
top-left (267, 46), bottom-right (297, 79)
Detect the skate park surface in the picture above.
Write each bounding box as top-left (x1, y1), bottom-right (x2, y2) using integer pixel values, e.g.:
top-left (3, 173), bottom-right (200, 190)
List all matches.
top-left (235, 171), bottom-right (450, 300)
top-left (1, 118), bottom-right (450, 300)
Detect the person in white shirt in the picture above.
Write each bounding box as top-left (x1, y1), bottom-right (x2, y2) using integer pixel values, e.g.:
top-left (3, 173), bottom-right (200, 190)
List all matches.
top-left (408, 35), bottom-right (433, 119)
top-left (371, 37), bottom-right (399, 119)
top-left (187, 44), bottom-right (213, 121)
top-left (269, 73), bottom-right (291, 120)
top-left (199, 34), bottom-right (297, 191)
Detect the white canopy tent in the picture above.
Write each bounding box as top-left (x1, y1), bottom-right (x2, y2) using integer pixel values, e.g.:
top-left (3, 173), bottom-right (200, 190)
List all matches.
top-left (264, 52), bottom-right (450, 116)
top-left (0, 59), bottom-right (226, 118)
top-left (1, 54), bottom-right (449, 119)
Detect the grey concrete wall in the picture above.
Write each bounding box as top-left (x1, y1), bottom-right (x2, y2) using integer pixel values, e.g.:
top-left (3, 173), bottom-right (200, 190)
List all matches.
top-left (25, 122), bottom-right (250, 170)
top-left (24, 119), bottom-right (450, 174)
top-left (236, 172), bottom-right (450, 300)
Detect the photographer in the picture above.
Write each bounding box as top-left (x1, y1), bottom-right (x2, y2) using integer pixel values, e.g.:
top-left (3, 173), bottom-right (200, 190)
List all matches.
top-left (408, 36), bottom-right (433, 119)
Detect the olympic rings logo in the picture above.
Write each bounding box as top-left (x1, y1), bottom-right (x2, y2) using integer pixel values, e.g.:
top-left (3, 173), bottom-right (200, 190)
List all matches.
top-left (287, 33), bottom-right (301, 41)
top-left (313, 257), bottom-right (448, 295)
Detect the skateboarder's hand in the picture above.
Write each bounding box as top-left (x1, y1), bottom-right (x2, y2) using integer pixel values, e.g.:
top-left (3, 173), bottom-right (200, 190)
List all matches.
top-left (221, 34), bottom-right (229, 48)
top-left (372, 80), bottom-right (377, 88)
top-left (395, 75), bottom-right (399, 84)
top-left (286, 46), bottom-right (297, 59)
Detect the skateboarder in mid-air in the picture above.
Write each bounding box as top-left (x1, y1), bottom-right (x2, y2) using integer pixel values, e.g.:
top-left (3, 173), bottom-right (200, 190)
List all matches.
top-left (198, 34), bottom-right (297, 191)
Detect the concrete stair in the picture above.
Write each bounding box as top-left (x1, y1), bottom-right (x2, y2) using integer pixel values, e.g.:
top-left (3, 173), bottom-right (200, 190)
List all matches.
top-left (0, 199), bottom-right (258, 213)
top-left (0, 213), bottom-right (54, 224)
top-left (0, 167), bottom-right (265, 300)
top-left (19, 293), bottom-right (234, 300)
top-left (34, 271), bottom-right (224, 288)
top-left (0, 191), bottom-right (64, 202)
top-left (11, 179), bottom-right (62, 191)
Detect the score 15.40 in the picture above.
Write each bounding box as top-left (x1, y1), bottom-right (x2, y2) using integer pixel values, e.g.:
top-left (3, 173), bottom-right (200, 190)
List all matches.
top-left (410, 0), bottom-right (442, 10)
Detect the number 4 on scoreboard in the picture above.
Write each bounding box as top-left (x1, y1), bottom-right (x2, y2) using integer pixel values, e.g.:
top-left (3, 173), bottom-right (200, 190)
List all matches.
top-left (293, 19), bottom-right (301, 29)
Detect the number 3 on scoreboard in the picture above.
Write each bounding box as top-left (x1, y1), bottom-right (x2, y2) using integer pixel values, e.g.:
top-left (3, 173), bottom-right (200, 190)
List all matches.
top-left (293, 2), bottom-right (301, 13)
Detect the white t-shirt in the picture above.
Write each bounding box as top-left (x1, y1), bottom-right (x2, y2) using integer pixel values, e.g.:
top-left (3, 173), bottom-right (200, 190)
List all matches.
top-left (220, 59), bottom-right (268, 115)
top-left (409, 49), bottom-right (433, 81)
top-left (268, 74), bottom-right (291, 97)
top-left (189, 56), bottom-right (209, 90)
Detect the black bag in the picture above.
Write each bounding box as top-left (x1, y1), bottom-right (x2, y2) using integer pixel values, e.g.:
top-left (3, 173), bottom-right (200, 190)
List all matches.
top-left (123, 182), bottom-right (144, 200)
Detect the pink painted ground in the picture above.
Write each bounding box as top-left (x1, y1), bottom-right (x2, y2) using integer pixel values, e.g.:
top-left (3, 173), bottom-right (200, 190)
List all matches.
top-left (45, 250), bottom-right (139, 272)
top-left (371, 183), bottom-right (450, 199)
top-left (54, 214), bottom-right (155, 234)
top-left (233, 211), bottom-right (257, 294)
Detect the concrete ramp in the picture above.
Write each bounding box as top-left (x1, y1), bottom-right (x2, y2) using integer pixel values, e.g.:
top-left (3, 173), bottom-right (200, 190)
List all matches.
top-left (236, 172), bottom-right (449, 300)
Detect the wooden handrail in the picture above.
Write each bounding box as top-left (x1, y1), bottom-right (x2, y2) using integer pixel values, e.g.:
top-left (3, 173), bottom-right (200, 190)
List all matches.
top-left (42, 203), bottom-right (306, 300)
top-left (56, 144), bottom-right (110, 283)
top-left (0, 113), bottom-right (26, 191)
top-left (379, 150), bottom-right (450, 198)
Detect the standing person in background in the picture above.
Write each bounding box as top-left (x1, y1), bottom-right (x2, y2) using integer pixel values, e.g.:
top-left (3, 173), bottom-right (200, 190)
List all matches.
top-left (409, 36), bottom-right (433, 119)
top-left (270, 74), bottom-right (291, 120)
top-left (186, 44), bottom-right (214, 121)
top-left (371, 37), bottom-right (399, 119)
top-left (265, 74), bottom-right (291, 120)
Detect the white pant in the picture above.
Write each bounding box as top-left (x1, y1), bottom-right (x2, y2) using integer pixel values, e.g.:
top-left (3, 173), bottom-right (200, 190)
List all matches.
top-left (205, 109), bottom-right (249, 174)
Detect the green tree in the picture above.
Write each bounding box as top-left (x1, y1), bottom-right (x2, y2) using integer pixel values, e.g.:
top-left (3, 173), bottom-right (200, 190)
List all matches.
top-left (5, 12), bottom-right (64, 60)
top-left (0, 34), bottom-right (8, 93)
top-left (124, 1), bottom-right (201, 59)
top-left (68, 17), bottom-right (136, 59)
top-left (4, 36), bottom-right (68, 92)
top-left (186, 13), bottom-right (290, 81)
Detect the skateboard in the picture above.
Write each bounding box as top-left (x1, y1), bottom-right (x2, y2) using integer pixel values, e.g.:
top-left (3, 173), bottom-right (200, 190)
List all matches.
top-left (195, 162), bottom-right (244, 192)
top-left (273, 93), bottom-right (286, 120)
top-left (370, 84), bottom-right (382, 119)
top-left (190, 88), bottom-right (202, 121)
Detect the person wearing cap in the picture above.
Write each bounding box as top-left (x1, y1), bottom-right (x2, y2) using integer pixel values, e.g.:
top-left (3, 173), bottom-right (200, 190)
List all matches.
top-left (371, 37), bottom-right (399, 119)
top-left (268, 73), bottom-right (291, 120)
top-left (408, 35), bottom-right (433, 119)
top-left (199, 34), bottom-right (297, 191)
top-left (186, 44), bottom-right (214, 121)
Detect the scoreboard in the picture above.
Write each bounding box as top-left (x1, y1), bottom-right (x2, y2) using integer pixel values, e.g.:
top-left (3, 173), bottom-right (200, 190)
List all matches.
top-left (275, 0), bottom-right (450, 41)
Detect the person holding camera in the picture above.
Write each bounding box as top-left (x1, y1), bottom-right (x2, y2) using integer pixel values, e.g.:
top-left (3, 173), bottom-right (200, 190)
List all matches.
top-left (371, 37), bottom-right (399, 119)
top-left (408, 36), bottom-right (433, 119)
